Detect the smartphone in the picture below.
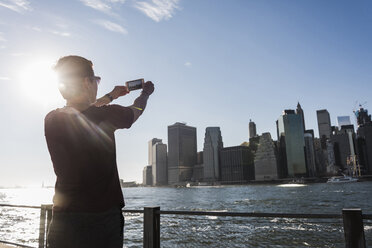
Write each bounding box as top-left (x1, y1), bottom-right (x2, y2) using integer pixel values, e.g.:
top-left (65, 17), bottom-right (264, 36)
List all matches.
top-left (126, 79), bottom-right (144, 91)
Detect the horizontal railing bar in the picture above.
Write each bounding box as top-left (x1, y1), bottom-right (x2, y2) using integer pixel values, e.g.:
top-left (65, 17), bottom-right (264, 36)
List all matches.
top-left (122, 209), bottom-right (144, 214)
top-left (0, 204), bottom-right (41, 209)
top-left (158, 210), bottom-right (343, 219)
top-left (0, 204), bottom-right (371, 220)
top-left (0, 240), bottom-right (35, 248)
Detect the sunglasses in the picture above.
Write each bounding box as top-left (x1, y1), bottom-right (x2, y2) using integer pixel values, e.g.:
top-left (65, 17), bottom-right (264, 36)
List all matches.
top-left (89, 76), bottom-right (101, 85)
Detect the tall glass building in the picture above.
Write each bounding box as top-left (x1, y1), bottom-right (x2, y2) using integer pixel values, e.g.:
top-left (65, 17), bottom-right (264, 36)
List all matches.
top-left (277, 110), bottom-right (307, 177)
top-left (203, 127), bottom-right (223, 181)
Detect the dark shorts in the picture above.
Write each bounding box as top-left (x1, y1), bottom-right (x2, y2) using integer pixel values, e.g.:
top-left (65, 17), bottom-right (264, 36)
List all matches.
top-left (47, 207), bottom-right (124, 248)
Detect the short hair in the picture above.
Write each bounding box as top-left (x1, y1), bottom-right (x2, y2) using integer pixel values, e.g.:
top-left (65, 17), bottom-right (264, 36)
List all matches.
top-left (54, 55), bottom-right (94, 100)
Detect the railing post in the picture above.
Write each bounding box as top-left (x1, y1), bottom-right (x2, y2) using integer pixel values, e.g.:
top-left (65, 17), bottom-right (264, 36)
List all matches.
top-left (38, 205), bottom-right (47, 248)
top-left (342, 208), bottom-right (366, 248)
top-left (143, 207), bottom-right (160, 248)
top-left (46, 205), bottom-right (53, 248)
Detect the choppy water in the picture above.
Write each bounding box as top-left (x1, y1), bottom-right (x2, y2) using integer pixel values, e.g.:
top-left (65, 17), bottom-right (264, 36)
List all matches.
top-left (0, 182), bottom-right (372, 247)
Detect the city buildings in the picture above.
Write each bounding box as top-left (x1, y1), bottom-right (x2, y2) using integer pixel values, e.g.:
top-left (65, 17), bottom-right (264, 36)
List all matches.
top-left (167, 122), bottom-right (197, 185)
top-left (143, 104), bottom-right (372, 186)
top-left (249, 120), bottom-right (257, 138)
top-left (277, 110), bottom-right (307, 178)
top-left (203, 127), bottom-right (223, 182)
top-left (220, 146), bottom-right (255, 183)
top-left (254, 133), bottom-right (279, 181)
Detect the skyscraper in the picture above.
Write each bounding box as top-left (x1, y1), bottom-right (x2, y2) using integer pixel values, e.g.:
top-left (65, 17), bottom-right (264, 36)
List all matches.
top-left (296, 102), bottom-right (305, 131)
top-left (220, 146), bottom-right (255, 182)
top-left (277, 110), bottom-right (307, 177)
top-left (203, 127), bottom-right (223, 181)
top-left (249, 120), bottom-right (257, 139)
top-left (254, 133), bottom-right (278, 181)
top-left (331, 125), bottom-right (356, 171)
top-left (355, 107), bottom-right (372, 174)
top-left (304, 130), bottom-right (317, 177)
top-left (151, 141), bottom-right (168, 186)
top-left (148, 138), bottom-right (162, 165)
top-left (337, 116), bottom-right (352, 129)
top-left (142, 165), bottom-right (153, 186)
top-left (317, 110), bottom-right (332, 139)
top-left (167, 122), bottom-right (197, 184)
top-left (317, 109), bottom-right (332, 149)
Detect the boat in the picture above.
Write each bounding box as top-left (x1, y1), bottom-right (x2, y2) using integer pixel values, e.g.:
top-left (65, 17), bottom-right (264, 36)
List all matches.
top-left (327, 175), bottom-right (359, 183)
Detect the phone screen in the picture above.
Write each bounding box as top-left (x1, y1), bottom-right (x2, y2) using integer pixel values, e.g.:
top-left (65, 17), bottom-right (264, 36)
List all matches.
top-left (126, 79), bottom-right (144, 91)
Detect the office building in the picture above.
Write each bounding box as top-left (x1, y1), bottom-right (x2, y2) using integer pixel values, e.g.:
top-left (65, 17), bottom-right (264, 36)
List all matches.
top-left (254, 133), bottom-right (278, 181)
top-left (304, 130), bottom-right (317, 177)
top-left (337, 116), bottom-right (352, 129)
top-left (220, 146), bottom-right (255, 183)
top-left (249, 120), bottom-right (257, 138)
top-left (167, 122), bottom-right (197, 184)
top-left (192, 152), bottom-right (204, 182)
top-left (203, 127), bottom-right (223, 181)
top-left (296, 102), bottom-right (306, 131)
top-left (148, 138), bottom-right (162, 165)
top-left (151, 141), bottom-right (168, 186)
top-left (314, 138), bottom-right (338, 176)
top-left (331, 125), bottom-right (356, 171)
top-left (356, 107), bottom-right (372, 174)
top-left (317, 110), bottom-right (332, 148)
top-left (142, 165), bottom-right (153, 186)
top-left (277, 110), bottom-right (307, 177)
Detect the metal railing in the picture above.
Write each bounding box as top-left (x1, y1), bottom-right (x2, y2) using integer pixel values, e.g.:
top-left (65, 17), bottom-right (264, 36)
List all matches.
top-left (0, 204), bottom-right (371, 248)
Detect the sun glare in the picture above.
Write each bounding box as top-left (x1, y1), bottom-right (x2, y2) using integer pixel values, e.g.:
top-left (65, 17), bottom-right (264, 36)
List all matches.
top-left (19, 58), bottom-right (63, 106)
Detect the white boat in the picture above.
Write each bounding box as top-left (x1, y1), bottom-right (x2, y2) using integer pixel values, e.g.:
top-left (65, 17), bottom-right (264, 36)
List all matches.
top-left (327, 175), bottom-right (358, 183)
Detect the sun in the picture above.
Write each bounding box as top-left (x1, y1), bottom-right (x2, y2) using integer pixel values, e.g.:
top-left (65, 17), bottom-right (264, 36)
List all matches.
top-left (19, 58), bottom-right (63, 106)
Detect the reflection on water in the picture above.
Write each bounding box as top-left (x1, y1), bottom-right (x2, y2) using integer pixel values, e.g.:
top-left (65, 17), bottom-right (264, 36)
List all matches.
top-left (0, 182), bottom-right (371, 247)
top-left (277, 183), bottom-right (307, 188)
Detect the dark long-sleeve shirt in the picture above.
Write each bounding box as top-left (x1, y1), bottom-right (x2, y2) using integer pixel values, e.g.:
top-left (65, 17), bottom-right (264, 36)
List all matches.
top-left (45, 105), bottom-right (134, 213)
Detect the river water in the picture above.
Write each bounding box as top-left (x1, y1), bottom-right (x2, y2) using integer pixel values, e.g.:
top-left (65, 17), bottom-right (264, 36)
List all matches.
top-left (0, 182), bottom-right (371, 247)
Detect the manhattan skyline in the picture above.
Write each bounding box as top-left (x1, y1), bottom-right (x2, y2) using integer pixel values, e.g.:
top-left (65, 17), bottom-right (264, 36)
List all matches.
top-left (0, 0), bottom-right (371, 186)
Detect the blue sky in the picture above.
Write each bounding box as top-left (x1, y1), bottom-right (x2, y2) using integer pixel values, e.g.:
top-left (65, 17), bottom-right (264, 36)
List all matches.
top-left (0, 0), bottom-right (371, 186)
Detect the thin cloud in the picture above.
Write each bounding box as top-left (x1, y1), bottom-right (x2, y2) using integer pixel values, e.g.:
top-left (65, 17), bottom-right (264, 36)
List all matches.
top-left (80, 0), bottom-right (127, 14)
top-left (80, 0), bottom-right (111, 13)
top-left (184, 62), bottom-right (191, 67)
top-left (0, 76), bottom-right (10, 80)
top-left (0, 45), bottom-right (6, 49)
top-left (0, 0), bottom-right (32, 13)
top-left (135, 0), bottom-right (180, 22)
top-left (31, 26), bottom-right (42, 32)
top-left (107, 0), bottom-right (126, 3)
top-left (51, 31), bottom-right (71, 37)
top-left (94, 19), bottom-right (128, 34)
